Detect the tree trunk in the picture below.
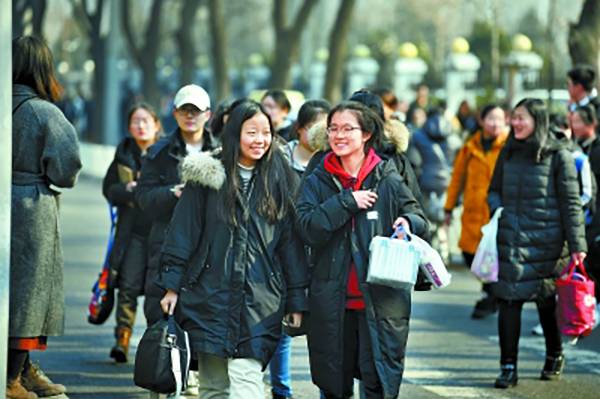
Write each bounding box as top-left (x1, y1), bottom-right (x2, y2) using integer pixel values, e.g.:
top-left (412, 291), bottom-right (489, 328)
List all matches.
top-left (121, 0), bottom-right (163, 107)
top-left (323, 0), bottom-right (356, 103)
top-left (12, 0), bottom-right (47, 38)
top-left (31, 0), bottom-right (47, 37)
top-left (569, 0), bottom-right (600, 90)
top-left (207, 0), bottom-right (230, 102)
top-left (177, 0), bottom-right (201, 86)
top-left (269, 0), bottom-right (319, 89)
top-left (90, 35), bottom-right (107, 143)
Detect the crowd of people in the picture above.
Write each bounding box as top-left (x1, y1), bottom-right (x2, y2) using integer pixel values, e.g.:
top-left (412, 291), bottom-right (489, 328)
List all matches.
top-left (8, 34), bottom-right (600, 399)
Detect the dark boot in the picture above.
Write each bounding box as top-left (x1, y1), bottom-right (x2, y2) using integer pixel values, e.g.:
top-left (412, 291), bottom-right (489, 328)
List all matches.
top-left (540, 355), bottom-right (565, 380)
top-left (494, 364), bottom-right (518, 389)
top-left (21, 362), bottom-right (66, 397)
top-left (110, 326), bottom-right (132, 363)
top-left (273, 393), bottom-right (292, 399)
top-left (6, 376), bottom-right (38, 399)
top-left (471, 295), bottom-right (498, 319)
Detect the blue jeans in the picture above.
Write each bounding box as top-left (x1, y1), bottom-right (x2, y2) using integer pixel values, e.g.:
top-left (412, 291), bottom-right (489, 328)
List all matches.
top-left (269, 334), bottom-right (292, 397)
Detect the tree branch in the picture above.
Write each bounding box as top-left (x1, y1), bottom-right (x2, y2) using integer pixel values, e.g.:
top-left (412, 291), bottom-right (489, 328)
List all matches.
top-left (273, 0), bottom-right (286, 35)
top-left (291, 0), bottom-right (319, 35)
top-left (121, 0), bottom-right (144, 67)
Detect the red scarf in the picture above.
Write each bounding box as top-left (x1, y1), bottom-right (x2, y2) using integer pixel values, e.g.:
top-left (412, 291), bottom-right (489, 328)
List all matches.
top-left (323, 148), bottom-right (381, 310)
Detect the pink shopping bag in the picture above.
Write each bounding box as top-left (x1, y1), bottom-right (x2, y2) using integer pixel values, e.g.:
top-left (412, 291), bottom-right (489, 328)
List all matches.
top-left (556, 261), bottom-right (597, 337)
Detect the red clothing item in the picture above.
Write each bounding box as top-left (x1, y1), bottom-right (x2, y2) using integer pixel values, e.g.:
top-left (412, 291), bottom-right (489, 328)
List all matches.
top-left (9, 337), bottom-right (48, 351)
top-left (324, 148), bottom-right (381, 310)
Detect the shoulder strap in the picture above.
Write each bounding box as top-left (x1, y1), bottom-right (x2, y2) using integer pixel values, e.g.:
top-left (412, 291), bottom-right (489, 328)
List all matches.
top-left (12, 96), bottom-right (36, 115)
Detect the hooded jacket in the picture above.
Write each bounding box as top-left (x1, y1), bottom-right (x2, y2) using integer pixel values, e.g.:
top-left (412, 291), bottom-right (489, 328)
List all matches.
top-left (305, 119), bottom-right (423, 207)
top-left (157, 151), bottom-right (309, 367)
top-left (444, 130), bottom-right (508, 254)
top-left (135, 129), bottom-right (219, 324)
top-left (296, 156), bottom-right (428, 398)
top-left (488, 135), bottom-right (587, 300)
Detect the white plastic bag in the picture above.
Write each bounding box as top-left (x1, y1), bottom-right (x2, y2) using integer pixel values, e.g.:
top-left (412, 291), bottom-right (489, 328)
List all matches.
top-left (410, 234), bottom-right (452, 289)
top-left (367, 229), bottom-right (420, 288)
top-left (471, 207), bottom-right (503, 283)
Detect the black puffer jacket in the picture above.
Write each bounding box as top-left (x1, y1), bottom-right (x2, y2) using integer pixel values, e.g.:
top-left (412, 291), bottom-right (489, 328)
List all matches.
top-left (296, 158), bottom-right (428, 398)
top-left (135, 129), bottom-right (219, 324)
top-left (102, 137), bottom-right (150, 284)
top-left (488, 138), bottom-right (587, 301)
top-left (158, 152), bottom-right (308, 367)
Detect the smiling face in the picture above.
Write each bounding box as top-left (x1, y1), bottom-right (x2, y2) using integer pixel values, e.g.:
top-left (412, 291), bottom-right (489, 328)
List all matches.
top-left (239, 112), bottom-right (273, 167)
top-left (327, 110), bottom-right (371, 159)
top-left (129, 107), bottom-right (160, 147)
top-left (511, 106), bottom-right (535, 140)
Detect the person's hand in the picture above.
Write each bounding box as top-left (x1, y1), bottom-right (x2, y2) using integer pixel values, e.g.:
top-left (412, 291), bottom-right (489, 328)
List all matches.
top-left (571, 252), bottom-right (587, 268)
top-left (392, 217), bottom-right (411, 239)
top-left (443, 210), bottom-right (452, 226)
top-left (352, 190), bottom-right (378, 209)
top-left (171, 183), bottom-right (185, 198)
top-left (160, 289), bottom-right (178, 315)
top-left (284, 312), bottom-right (303, 328)
top-left (125, 181), bottom-right (137, 192)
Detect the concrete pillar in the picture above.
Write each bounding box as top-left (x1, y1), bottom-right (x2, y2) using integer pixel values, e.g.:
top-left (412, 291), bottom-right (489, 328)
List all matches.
top-left (346, 44), bottom-right (379, 97)
top-left (393, 42), bottom-right (428, 102)
top-left (0, 0), bottom-right (12, 395)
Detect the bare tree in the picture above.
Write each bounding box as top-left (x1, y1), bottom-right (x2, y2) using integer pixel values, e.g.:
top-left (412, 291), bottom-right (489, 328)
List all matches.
top-left (323, 0), bottom-right (356, 103)
top-left (177, 0), bottom-right (202, 86)
top-left (12, 0), bottom-right (47, 38)
top-left (568, 0), bottom-right (600, 89)
top-left (269, 0), bottom-right (319, 89)
top-left (70, 0), bottom-right (107, 143)
top-left (121, 0), bottom-right (164, 107)
top-left (208, 0), bottom-right (231, 102)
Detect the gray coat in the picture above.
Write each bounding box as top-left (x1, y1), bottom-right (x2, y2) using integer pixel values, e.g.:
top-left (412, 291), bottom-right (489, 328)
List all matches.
top-left (487, 139), bottom-right (587, 301)
top-left (10, 84), bottom-right (82, 337)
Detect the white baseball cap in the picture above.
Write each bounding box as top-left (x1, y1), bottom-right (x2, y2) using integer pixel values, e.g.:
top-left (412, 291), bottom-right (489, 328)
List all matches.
top-left (173, 84), bottom-right (210, 111)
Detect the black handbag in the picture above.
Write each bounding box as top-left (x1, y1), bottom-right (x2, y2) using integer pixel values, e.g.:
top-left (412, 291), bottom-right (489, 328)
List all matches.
top-left (134, 315), bottom-right (191, 395)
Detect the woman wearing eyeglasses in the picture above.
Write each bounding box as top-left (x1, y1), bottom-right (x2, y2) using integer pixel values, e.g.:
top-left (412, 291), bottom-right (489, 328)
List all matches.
top-left (102, 103), bottom-right (162, 363)
top-left (296, 102), bottom-right (428, 399)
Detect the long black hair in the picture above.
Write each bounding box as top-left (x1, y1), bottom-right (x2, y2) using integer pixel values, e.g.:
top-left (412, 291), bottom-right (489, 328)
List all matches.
top-left (506, 98), bottom-right (549, 162)
top-left (219, 100), bottom-right (297, 226)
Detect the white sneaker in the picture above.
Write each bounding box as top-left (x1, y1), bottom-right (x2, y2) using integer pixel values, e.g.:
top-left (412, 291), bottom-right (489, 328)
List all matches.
top-left (531, 323), bottom-right (544, 336)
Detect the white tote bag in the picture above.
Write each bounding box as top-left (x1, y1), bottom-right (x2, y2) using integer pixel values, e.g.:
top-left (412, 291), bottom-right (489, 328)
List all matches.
top-left (471, 207), bottom-right (503, 283)
top-left (367, 228), bottom-right (421, 288)
top-left (410, 234), bottom-right (452, 289)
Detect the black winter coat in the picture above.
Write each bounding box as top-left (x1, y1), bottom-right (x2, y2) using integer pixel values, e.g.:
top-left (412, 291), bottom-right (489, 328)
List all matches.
top-left (135, 129), bottom-right (219, 324)
top-left (488, 139), bottom-right (587, 301)
top-left (296, 158), bottom-right (428, 398)
top-left (102, 137), bottom-right (150, 284)
top-left (158, 152), bottom-right (309, 367)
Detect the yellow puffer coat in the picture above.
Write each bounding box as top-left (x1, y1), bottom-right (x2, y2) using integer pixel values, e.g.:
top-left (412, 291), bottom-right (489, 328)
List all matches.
top-left (444, 130), bottom-right (508, 254)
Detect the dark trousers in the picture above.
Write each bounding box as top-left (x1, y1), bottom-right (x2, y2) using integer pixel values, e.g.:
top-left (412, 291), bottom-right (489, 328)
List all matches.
top-left (498, 297), bottom-right (562, 365)
top-left (462, 252), bottom-right (493, 295)
top-left (116, 234), bottom-right (147, 329)
top-left (323, 310), bottom-right (383, 399)
top-left (7, 349), bottom-right (28, 381)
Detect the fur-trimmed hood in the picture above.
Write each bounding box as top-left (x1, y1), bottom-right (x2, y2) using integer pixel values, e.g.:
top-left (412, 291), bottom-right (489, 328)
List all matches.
top-left (180, 149), bottom-right (226, 190)
top-left (306, 119), bottom-right (410, 154)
